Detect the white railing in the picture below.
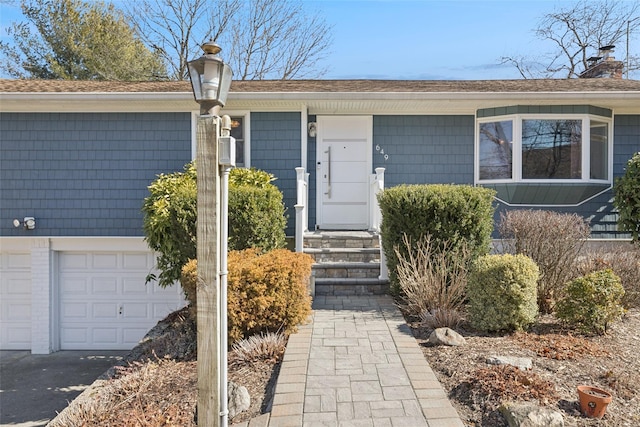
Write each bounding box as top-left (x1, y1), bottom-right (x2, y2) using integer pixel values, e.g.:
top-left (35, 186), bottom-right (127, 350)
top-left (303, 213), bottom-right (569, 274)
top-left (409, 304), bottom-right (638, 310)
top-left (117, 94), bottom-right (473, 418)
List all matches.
top-left (295, 167), bottom-right (309, 252)
top-left (370, 167), bottom-right (385, 232)
top-left (370, 167), bottom-right (388, 281)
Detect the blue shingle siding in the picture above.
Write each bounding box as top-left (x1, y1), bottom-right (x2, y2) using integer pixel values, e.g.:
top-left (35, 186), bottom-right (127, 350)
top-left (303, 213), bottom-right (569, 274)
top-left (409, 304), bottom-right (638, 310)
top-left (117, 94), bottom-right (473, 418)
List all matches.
top-left (373, 115), bottom-right (475, 187)
top-left (249, 112), bottom-right (301, 236)
top-left (0, 112), bottom-right (191, 237)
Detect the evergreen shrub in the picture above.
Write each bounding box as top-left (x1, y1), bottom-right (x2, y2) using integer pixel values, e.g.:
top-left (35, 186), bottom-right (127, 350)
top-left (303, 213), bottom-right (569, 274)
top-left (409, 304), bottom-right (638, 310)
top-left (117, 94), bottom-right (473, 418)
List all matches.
top-left (614, 152), bottom-right (640, 246)
top-left (467, 254), bottom-right (539, 332)
top-left (142, 162), bottom-right (287, 288)
top-left (181, 249), bottom-right (313, 344)
top-left (377, 184), bottom-right (495, 294)
top-left (556, 269), bottom-right (625, 335)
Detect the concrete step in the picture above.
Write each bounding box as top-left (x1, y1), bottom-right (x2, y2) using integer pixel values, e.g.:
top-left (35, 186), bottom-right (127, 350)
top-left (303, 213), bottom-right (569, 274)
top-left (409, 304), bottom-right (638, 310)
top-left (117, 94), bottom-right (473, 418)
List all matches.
top-left (314, 278), bottom-right (389, 296)
top-left (313, 262), bottom-right (380, 279)
top-left (304, 247), bottom-right (380, 263)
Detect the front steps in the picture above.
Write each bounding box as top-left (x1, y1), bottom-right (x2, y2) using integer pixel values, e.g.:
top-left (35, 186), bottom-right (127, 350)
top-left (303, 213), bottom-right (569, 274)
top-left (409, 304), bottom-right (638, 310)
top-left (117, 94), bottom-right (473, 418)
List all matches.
top-left (303, 231), bottom-right (389, 296)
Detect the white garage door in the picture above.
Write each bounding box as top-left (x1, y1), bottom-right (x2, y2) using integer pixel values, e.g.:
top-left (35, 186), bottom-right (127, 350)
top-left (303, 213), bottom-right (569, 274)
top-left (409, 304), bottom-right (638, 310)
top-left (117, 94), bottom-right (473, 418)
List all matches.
top-left (59, 251), bottom-right (185, 350)
top-left (0, 252), bottom-right (31, 350)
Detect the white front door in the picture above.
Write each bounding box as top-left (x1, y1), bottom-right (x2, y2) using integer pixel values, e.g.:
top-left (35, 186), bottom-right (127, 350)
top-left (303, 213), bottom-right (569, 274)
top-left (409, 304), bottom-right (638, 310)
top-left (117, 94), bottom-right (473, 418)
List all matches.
top-left (316, 116), bottom-right (372, 230)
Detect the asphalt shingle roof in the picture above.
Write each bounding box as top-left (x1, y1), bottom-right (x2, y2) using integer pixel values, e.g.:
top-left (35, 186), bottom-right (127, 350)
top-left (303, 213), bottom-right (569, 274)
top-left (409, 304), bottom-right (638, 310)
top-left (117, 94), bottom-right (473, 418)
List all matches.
top-left (1, 78), bottom-right (639, 94)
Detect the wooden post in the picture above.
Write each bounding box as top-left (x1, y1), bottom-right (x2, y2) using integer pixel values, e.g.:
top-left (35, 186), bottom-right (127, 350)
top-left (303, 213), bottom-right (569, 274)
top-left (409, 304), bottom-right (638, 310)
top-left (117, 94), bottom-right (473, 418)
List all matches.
top-left (196, 115), bottom-right (220, 427)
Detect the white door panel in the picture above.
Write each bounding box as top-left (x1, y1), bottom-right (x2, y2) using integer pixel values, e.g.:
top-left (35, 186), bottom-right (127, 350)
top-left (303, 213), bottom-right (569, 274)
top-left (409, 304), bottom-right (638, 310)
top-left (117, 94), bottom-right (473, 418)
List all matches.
top-left (317, 116), bottom-right (372, 229)
top-left (0, 252), bottom-right (31, 350)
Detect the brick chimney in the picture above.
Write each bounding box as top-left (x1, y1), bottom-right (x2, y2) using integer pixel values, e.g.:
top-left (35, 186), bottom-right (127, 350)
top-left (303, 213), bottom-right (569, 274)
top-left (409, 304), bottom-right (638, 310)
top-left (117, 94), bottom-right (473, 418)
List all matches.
top-left (579, 45), bottom-right (624, 79)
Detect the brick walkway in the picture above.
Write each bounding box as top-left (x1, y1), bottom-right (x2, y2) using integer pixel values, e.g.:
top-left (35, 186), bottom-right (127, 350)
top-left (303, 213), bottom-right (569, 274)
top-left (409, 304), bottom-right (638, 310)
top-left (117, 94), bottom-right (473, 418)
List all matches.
top-left (264, 295), bottom-right (465, 427)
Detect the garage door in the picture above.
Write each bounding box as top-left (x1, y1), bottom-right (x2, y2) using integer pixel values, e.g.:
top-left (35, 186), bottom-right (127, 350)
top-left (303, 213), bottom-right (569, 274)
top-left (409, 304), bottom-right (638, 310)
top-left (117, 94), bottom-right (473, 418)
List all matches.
top-left (59, 252), bottom-right (185, 350)
top-left (0, 252), bottom-right (31, 350)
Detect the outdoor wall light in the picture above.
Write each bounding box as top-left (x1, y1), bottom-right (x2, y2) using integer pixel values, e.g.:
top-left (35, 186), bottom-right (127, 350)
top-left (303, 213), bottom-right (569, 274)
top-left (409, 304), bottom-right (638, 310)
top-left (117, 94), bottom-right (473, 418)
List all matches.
top-left (308, 122), bottom-right (317, 138)
top-left (13, 217), bottom-right (36, 230)
top-left (187, 41), bottom-right (233, 115)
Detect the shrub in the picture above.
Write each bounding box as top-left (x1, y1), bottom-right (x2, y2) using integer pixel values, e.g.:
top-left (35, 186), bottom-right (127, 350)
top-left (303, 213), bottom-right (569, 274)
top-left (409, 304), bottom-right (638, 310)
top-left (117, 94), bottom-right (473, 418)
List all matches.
top-left (143, 162), bottom-right (197, 288)
top-left (614, 152), bottom-right (640, 246)
top-left (497, 209), bottom-right (590, 314)
top-left (227, 249), bottom-right (312, 343)
top-left (142, 162), bottom-right (287, 288)
top-left (467, 254), bottom-right (539, 332)
top-left (230, 332), bottom-right (287, 365)
top-left (577, 246), bottom-right (640, 308)
top-left (182, 249), bottom-right (313, 344)
top-left (394, 234), bottom-right (471, 329)
top-left (180, 259), bottom-right (198, 318)
top-left (229, 167), bottom-right (276, 188)
top-left (378, 184), bottom-right (495, 294)
top-left (556, 269), bottom-right (625, 335)
top-left (228, 184), bottom-right (287, 252)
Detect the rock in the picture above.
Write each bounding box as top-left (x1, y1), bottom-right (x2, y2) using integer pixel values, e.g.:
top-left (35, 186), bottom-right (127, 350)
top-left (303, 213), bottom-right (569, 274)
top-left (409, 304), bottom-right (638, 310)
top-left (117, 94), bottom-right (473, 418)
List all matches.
top-left (228, 381), bottom-right (250, 418)
top-left (487, 355), bottom-right (533, 371)
top-left (500, 402), bottom-right (564, 427)
top-left (428, 327), bottom-right (466, 346)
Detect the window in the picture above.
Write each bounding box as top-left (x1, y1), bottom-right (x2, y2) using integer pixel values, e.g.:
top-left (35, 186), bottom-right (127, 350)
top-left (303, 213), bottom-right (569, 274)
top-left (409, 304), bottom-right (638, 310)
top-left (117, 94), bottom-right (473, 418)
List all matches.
top-left (191, 111), bottom-right (250, 166)
top-left (479, 120), bottom-right (513, 180)
top-left (477, 112), bottom-right (611, 184)
top-left (522, 119), bottom-right (582, 179)
top-left (230, 116), bottom-right (245, 167)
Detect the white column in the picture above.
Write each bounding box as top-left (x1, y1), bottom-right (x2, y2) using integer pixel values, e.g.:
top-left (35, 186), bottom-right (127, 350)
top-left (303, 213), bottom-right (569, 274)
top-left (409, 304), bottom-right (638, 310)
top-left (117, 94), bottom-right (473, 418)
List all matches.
top-left (30, 238), bottom-right (53, 354)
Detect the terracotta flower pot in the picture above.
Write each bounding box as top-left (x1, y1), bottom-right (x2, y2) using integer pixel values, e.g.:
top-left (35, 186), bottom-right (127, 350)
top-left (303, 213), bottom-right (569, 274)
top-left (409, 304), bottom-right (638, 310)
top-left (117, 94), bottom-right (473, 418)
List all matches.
top-left (577, 385), bottom-right (612, 419)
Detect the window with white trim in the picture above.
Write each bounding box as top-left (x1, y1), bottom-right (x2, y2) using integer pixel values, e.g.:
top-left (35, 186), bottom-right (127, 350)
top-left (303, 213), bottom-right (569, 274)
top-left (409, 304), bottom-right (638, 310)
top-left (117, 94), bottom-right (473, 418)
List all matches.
top-left (477, 114), bottom-right (611, 184)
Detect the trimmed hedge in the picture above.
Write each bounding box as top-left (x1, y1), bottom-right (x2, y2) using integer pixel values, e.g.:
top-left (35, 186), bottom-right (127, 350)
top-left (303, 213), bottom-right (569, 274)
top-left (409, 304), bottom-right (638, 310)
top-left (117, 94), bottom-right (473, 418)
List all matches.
top-left (467, 254), bottom-right (539, 332)
top-left (229, 184), bottom-right (287, 252)
top-left (181, 249), bottom-right (313, 344)
top-left (377, 184), bottom-right (495, 293)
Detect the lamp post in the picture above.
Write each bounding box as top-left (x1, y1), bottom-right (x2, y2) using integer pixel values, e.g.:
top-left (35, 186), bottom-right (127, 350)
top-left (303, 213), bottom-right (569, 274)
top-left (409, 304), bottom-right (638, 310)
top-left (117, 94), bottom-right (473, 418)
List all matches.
top-left (187, 41), bottom-right (235, 427)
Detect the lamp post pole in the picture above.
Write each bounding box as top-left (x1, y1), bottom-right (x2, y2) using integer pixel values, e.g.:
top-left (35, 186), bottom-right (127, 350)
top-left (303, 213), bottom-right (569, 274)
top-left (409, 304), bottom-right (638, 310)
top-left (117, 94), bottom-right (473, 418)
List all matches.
top-left (187, 41), bottom-right (234, 427)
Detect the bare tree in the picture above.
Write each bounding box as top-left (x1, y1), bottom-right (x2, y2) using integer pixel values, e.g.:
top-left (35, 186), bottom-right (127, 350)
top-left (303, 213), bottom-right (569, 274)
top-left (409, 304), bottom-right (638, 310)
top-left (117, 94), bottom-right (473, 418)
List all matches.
top-left (125, 0), bottom-right (331, 81)
top-left (502, 0), bottom-right (640, 79)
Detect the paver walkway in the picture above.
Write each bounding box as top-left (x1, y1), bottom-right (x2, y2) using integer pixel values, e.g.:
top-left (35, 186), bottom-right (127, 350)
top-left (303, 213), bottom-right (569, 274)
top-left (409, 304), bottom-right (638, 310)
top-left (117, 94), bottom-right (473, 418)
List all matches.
top-left (266, 295), bottom-right (465, 427)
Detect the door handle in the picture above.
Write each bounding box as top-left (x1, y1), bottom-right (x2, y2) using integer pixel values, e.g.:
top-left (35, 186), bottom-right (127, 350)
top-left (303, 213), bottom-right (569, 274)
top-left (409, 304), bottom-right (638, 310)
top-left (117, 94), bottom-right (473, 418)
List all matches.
top-left (324, 146), bottom-right (331, 198)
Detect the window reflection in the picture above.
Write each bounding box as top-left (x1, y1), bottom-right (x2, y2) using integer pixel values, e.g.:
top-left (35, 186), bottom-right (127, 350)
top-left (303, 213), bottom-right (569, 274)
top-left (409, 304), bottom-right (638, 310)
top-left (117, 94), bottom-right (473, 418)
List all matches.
top-left (230, 117), bottom-right (244, 166)
top-left (522, 119), bottom-right (581, 179)
top-left (479, 121), bottom-right (512, 180)
top-left (590, 121), bottom-right (608, 180)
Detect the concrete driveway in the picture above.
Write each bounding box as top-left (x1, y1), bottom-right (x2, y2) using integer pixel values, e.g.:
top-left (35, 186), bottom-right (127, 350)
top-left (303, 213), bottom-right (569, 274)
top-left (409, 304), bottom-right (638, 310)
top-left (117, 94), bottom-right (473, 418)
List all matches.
top-left (0, 350), bottom-right (127, 427)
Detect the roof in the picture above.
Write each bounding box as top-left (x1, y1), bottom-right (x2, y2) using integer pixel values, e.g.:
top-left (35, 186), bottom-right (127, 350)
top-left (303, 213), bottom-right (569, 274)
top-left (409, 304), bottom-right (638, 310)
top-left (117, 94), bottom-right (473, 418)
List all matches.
top-left (1, 78), bottom-right (640, 93)
top-left (1, 78), bottom-right (639, 115)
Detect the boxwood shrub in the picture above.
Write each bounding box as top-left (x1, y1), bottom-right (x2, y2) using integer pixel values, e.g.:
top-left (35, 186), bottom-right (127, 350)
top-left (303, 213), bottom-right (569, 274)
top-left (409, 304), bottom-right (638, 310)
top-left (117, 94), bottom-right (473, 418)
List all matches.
top-left (377, 184), bottom-right (495, 293)
top-left (467, 254), bottom-right (539, 332)
top-left (555, 269), bottom-right (625, 335)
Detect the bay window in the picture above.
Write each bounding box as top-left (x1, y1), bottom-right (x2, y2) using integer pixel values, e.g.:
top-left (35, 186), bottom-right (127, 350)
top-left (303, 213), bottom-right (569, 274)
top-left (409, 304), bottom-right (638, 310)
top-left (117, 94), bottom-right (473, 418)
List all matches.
top-left (476, 106), bottom-right (612, 205)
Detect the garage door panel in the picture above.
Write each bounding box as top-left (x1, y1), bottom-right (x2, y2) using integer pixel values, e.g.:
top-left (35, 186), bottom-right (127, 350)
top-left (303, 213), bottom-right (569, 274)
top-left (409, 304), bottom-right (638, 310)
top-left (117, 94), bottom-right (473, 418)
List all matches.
top-left (123, 253), bottom-right (152, 269)
top-left (92, 277), bottom-right (119, 294)
top-left (92, 253), bottom-right (118, 269)
top-left (93, 303), bottom-right (119, 319)
top-left (0, 252), bottom-right (31, 350)
top-left (122, 303), bottom-right (148, 319)
top-left (59, 251), bottom-right (185, 350)
top-left (93, 328), bottom-right (118, 345)
top-left (123, 278), bottom-right (149, 295)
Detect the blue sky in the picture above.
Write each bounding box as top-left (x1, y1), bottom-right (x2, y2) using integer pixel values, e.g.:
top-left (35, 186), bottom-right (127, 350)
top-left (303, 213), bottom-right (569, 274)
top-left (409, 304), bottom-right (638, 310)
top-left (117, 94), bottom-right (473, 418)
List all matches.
top-left (1, 0), bottom-right (637, 80)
